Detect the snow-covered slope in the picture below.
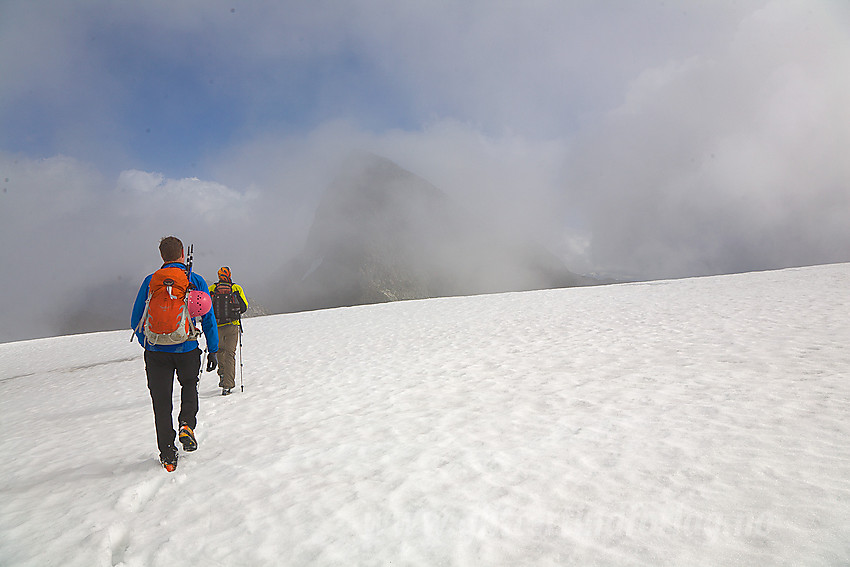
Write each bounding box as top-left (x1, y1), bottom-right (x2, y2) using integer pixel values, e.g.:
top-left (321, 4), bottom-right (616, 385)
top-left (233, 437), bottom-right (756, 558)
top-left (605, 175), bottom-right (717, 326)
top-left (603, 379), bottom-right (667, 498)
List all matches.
top-left (2, 264), bottom-right (849, 566)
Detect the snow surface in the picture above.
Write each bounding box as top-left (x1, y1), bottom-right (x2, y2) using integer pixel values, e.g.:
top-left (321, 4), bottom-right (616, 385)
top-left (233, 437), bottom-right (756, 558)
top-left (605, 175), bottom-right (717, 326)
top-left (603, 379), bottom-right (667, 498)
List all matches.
top-left (2, 263), bottom-right (849, 566)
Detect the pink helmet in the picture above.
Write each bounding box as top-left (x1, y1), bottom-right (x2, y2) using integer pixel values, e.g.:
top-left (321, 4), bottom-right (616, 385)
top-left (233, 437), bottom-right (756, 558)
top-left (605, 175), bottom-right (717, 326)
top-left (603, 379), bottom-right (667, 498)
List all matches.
top-left (187, 290), bottom-right (212, 317)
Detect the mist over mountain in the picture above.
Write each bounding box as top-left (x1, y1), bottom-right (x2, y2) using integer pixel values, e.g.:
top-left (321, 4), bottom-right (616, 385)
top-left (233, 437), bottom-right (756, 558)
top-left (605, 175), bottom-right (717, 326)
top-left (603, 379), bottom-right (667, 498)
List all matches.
top-left (270, 153), bottom-right (593, 313)
top-left (59, 278), bottom-right (140, 339)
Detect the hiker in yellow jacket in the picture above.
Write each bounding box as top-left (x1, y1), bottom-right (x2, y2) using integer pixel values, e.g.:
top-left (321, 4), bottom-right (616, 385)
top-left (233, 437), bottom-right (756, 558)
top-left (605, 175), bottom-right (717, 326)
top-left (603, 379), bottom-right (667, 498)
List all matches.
top-left (209, 267), bottom-right (248, 395)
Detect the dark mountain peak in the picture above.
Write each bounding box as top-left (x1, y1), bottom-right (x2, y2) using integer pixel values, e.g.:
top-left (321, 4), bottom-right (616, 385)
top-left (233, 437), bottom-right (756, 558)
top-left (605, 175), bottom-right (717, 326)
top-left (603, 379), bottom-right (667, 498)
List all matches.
top-left (308, 152), bottom-right (454, 247)
top-left (271, 154), bottom-right (591, 313)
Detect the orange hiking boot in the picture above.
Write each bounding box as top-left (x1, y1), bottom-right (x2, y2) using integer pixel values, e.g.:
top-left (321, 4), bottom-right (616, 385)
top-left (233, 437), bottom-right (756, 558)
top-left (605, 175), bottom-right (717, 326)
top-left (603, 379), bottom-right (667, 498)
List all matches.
top-left (178, 424), bottom-right (198, 452)
top-left (161, 454), bottom-right (178, 472)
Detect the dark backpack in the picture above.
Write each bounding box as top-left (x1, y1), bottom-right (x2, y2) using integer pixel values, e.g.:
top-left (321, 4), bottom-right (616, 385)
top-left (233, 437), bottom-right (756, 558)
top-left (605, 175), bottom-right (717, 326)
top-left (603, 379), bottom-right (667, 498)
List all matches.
top-left (212, 281), bottom-right (241, 324)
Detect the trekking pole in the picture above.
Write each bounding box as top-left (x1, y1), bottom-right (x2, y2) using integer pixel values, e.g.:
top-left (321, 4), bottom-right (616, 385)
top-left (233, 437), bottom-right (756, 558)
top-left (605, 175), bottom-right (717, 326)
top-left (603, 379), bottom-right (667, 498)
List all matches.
top-left (238, 323), bottom-right (244, 392)
top-left (186, 244), bottom-right (194, 273)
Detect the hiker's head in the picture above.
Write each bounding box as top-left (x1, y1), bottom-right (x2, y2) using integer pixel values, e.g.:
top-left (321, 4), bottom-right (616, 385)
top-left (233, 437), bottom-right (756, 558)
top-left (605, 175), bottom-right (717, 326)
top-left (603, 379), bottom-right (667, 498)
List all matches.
top-left (218, 267), bottom-right (232, 282)
top-left (159, 236), bottom-right (184, 263)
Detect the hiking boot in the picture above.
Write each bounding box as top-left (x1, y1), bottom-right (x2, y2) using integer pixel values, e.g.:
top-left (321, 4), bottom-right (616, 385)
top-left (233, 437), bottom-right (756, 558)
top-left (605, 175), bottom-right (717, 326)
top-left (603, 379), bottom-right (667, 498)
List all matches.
top-left (178, 424), bottom-right (198, 452)
top-left (221, 388), bottom-right (232, 396)
top-left (161, 453), bottom-right (178, 472)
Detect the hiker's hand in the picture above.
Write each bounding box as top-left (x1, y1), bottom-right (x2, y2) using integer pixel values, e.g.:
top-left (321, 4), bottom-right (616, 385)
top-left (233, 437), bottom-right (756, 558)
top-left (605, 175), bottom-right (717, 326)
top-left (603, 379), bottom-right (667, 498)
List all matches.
top-left (206, 352), bottom-right (218, 372)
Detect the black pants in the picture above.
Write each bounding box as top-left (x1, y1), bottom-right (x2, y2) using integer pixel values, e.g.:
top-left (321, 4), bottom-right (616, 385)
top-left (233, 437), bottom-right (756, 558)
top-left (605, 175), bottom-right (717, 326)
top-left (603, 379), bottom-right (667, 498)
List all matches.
top-left (144, 349), bottom-right (202, 460)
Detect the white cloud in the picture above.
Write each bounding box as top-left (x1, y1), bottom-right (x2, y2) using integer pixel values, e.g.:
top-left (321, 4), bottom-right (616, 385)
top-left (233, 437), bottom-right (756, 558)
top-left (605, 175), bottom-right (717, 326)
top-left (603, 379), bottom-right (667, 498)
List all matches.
top-left (117, 169), bottom-right (252, 223)
top-left (2, 0), bottom-right (849, 341)
top-left (0, 153), bottom-right (265, 341)
top-left (563, 0), bottom-right (850, 278)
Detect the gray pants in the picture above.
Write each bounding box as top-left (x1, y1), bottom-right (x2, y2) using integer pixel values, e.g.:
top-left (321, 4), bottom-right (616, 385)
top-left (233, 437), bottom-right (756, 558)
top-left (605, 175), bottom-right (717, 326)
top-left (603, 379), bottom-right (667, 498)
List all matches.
top-left (217, 324), bottom-right (240, 389)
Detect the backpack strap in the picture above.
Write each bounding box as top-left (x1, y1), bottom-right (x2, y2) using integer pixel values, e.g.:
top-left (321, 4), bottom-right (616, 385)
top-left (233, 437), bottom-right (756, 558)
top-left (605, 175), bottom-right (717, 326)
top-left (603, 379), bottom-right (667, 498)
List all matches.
top-left (130, 288), bottom-right (153, 344)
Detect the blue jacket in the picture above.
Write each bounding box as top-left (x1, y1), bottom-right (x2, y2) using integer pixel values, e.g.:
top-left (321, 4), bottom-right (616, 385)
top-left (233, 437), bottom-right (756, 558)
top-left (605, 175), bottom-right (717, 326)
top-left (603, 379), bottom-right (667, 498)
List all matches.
top-left (131, 263), bottom-right (219, 353)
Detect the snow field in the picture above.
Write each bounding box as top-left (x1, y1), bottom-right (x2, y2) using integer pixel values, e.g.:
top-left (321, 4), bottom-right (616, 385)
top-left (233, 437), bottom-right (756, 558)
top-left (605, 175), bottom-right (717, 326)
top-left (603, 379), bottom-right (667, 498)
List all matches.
top-left (1, 263), bottom-right (849, 566)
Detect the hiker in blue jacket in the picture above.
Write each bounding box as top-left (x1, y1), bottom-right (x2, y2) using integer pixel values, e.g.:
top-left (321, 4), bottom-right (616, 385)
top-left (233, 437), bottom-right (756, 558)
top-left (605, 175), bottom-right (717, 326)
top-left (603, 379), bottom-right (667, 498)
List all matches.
top-left (131, 236), bottom-right (219, 472)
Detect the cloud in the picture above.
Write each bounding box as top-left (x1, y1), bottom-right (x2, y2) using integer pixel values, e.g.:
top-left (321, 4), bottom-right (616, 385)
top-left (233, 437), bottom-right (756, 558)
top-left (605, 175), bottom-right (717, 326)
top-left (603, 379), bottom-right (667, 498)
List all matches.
top-left (562, 0), bottom-right (850, 278)
top-left (116, 169), bottom-right (251, 222)
top-left (206, 119), bottom-right (575, 257)
top-left (0, 152), bottom-right (261, 342)
top-left (0, 153), bottom-right (115, 341)
top-left (1, 0), bottom-right (849, 342)
top-left (0, 1), bottom-right (770, 170)
top-left (1, 121), bottom-right (578, 341)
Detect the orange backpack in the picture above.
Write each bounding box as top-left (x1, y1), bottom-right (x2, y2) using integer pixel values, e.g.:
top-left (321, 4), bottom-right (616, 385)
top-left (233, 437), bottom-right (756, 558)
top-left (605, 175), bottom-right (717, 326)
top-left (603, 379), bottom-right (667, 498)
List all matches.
top-left (138, 266), bottom-right (201, 345)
